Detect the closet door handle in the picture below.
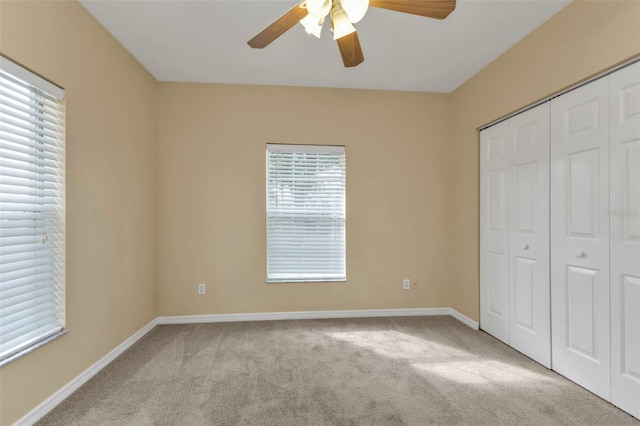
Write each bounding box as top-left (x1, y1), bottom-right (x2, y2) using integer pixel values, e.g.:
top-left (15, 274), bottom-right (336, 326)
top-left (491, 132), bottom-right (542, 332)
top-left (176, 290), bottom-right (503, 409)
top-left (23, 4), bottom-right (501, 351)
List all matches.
top-left (574, 250), bottom-right (586, 258)
top-left (521, 243), bottom-right (529, 250)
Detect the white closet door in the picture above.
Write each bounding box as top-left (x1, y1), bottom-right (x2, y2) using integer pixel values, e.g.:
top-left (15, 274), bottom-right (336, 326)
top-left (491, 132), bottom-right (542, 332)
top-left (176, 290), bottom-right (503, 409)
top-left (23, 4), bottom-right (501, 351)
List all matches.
top-left (551, 77), bottom-right (611, 400)
top-left (508, 103), bottom-right (551, 367)
top-left (610, 61), bottom-right (640, 419)
top-left (481, 121), bottom-right (510, 344)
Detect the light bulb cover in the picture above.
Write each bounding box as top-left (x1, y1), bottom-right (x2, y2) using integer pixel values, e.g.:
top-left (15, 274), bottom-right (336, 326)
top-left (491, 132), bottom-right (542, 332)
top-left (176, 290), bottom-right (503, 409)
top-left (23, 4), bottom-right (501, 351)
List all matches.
top-left (305, 0), bottom-right (331, 19)
top-left (331, 1), bottom-right (356, 40)
top-left (340, 0), bottom-right (368, 23)
top-left (299, 15), bottom-right (323, 38)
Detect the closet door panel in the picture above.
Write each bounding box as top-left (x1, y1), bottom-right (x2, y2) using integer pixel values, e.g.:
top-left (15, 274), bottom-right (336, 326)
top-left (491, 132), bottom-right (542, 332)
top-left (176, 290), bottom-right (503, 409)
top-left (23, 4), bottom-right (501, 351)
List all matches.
top-left (481, 122), bottom-right (509, 344)
top-left (508, 103), bottom-right (551, 367)
top-left (610, 61), bottom-right (640, 419)
top-left (551, 77), bottom-right (611, 400)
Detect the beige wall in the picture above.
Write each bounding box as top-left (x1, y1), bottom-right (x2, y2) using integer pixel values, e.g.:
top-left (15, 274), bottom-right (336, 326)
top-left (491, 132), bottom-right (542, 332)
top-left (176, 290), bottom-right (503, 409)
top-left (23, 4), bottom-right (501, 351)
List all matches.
top-left (2, 0), bottom-right (640, 423)
top-left (0, 1), bottom-right (158, 424)
top-left (449, 0), bottom-right (640, 321)
top-left (157, 84), bottom-right (452, 315)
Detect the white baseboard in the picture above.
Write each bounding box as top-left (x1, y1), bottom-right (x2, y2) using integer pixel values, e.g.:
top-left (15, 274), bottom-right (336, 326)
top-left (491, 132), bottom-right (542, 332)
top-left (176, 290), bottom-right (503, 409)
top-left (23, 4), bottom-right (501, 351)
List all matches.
top-left (14, 307), bottom-right (478, 425)
top-left (14, 318), bottom-right (159, 426)
top-left (156, 307), bottom-right (453, 325)
top-left (157, 308), bottom-right (478, 329)
top-left (448, 308), bottom-right (480, 330)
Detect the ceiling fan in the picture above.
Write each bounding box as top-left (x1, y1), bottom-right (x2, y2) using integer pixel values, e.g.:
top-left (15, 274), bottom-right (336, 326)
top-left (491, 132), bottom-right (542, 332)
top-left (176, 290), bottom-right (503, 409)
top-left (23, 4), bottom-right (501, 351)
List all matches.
top-left (247, 0), bottom-right (456, 68)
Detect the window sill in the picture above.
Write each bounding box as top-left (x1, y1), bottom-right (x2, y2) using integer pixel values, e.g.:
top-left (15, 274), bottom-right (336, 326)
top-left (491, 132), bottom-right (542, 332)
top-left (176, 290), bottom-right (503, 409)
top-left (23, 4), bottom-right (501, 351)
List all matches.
top-left (266, 279), bottom-right (347, 284)
top-left (0, 329), bottom-right (68, 367)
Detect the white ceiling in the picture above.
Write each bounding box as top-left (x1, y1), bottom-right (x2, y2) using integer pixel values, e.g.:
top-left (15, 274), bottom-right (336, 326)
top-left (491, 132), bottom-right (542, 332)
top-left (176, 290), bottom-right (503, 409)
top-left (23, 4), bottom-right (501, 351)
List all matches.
top-left (79, 0), bottom-right (571, 93)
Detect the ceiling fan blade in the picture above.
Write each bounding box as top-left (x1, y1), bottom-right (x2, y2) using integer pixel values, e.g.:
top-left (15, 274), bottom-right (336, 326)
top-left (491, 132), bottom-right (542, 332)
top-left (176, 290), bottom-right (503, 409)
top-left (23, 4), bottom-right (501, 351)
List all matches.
top-left (369, 0), bottom-right (456, 19)
top-left (336, 31), bottom-right (364, 68)
top-left (247, 1), bottom-right (308, 49)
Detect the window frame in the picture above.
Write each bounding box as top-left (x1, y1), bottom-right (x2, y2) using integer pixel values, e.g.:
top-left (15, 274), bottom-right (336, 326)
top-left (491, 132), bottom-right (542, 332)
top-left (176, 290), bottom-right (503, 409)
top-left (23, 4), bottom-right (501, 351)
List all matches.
top-left (0, 56), bottom-right (66, 366)
top-left (266, 143), bottom-right (346, 283)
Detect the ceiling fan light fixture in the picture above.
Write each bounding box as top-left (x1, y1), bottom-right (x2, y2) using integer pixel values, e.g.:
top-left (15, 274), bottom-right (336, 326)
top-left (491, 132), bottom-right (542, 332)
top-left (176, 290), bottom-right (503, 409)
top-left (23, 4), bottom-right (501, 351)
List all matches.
top-left (300, 15), bottom-right (324, 38)
top-left (247, 0), bottom-right (457, 67)
top-left (340, 0), bottom-right (369, 23)
top-left (331, 1), bottom-right (356, 40)
top-left (305, 0), bottom-right (332, 19)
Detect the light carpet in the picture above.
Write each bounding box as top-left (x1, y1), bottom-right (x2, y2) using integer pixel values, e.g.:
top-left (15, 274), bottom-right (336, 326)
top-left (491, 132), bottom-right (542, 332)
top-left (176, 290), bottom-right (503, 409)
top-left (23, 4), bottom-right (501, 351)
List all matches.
top-left (37, 316), bottom-right (639, 425)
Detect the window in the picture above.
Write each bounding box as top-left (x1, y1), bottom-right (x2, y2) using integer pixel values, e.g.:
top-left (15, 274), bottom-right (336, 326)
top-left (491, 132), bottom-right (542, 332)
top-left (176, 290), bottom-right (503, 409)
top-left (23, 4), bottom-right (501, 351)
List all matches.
top-left (266, 144), bottom-right (346, 282)
top-left (0, 57), bottom-right (65, 365)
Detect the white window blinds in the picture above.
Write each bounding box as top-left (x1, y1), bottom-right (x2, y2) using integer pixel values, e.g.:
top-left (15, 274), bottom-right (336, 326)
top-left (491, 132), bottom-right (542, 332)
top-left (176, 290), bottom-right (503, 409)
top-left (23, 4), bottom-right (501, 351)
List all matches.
top-left (266, 144), bottom-right (346, 282)
top-left (0, 57), bottom-right (65, 364)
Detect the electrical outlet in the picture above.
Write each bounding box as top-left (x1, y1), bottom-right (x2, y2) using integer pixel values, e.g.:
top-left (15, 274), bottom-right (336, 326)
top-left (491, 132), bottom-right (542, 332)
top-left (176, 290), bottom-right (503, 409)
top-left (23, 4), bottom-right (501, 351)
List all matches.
top-left (198, 283), bottom-right (206, 295)
top-left (411, 279), bottom-right (419, 290)
top-left (403, 279), bottom-right (410, 290)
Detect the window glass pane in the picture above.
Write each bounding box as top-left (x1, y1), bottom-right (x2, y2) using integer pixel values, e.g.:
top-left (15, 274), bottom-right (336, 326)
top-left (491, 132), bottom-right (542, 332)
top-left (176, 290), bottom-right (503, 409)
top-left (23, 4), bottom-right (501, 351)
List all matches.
top-left (0, 59), bottom-right (65, 364)
top-left (266, 144), bottom-right (346, 282)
